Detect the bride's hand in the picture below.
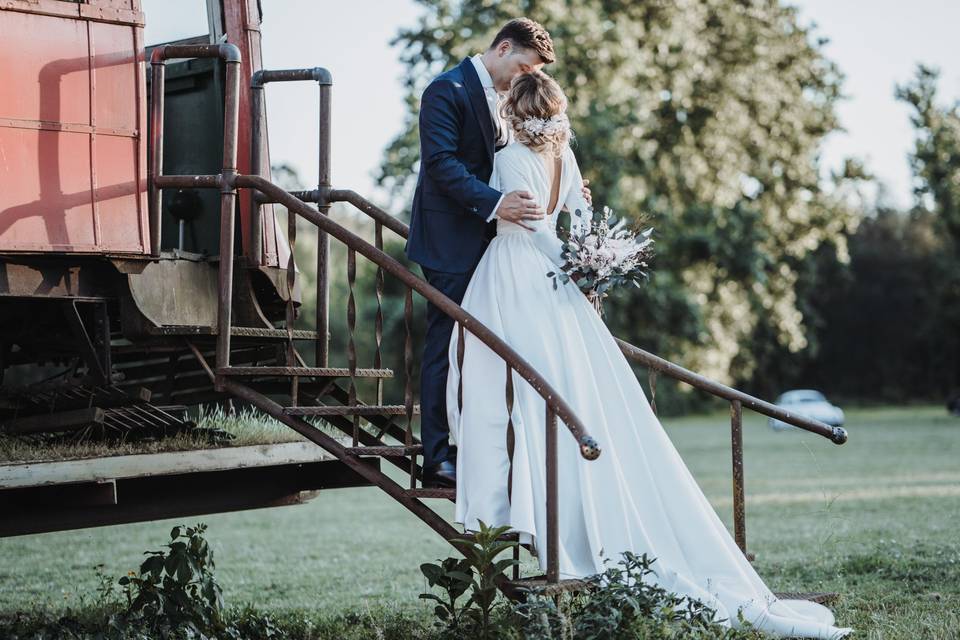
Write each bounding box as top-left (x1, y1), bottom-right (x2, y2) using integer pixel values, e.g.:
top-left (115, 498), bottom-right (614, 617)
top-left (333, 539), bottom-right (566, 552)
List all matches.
top-left (497, 190), bottom-right (545, 231)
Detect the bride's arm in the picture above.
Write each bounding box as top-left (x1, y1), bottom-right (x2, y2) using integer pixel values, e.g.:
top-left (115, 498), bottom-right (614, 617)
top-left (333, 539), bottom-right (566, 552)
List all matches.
top-left (563, 147), bottom-right (593, 236)
top-left (496, 154), bottom-right (567, 267)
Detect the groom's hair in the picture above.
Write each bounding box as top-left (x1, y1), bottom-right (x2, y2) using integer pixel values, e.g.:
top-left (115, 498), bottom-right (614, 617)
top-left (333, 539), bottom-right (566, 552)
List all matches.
top-left (490, 18), bottom-right (555, 64)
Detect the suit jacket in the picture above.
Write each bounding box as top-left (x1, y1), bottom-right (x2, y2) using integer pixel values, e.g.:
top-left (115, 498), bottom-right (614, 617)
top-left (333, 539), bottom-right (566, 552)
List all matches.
top-left (405, 57), bottom-right (503, 274)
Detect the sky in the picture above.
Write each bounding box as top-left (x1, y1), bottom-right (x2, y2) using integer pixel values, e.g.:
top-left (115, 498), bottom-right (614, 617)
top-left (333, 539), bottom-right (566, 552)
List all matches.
top-left (144, 0), bottom-right (960, 212)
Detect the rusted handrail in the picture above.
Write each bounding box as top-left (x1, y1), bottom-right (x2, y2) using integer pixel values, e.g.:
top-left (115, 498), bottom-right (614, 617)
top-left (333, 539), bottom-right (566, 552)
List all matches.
top-left (615, 338), bottom-right (848, 444)
top-left (317, 192), bottom-right (849, 444)
top-left (236, 174), bottom-right (601, 463)
top-left (320, 189), bottom-right (853, 559)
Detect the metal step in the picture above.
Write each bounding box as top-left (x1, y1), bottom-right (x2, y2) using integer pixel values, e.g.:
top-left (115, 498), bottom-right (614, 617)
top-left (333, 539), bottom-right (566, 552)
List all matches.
top-left (502, 576), bottom-right (594, 598)
top-left (284, 404), bottom-right (419, 417)
top-left (343, 445), bottom-right (423, 457)
top-left (405, 487), bottom-right (455, 499)
top-left (217, 366), bottom-right (393, 378)
top-left (148, 326), bottom-right (323, 340)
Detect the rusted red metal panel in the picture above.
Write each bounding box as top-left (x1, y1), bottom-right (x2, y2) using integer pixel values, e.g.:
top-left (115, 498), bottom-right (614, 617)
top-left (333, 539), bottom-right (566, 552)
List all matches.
top-left (90, 20), bottom-right (147, 253)
top-left (0, 11), bottom-right (90, 125)
top-left (0, 4), bottom-right (148, 254)
top-left (0, 0), bottom-right (80, 20)
top-left (0, 128), bottom-right (97, 250)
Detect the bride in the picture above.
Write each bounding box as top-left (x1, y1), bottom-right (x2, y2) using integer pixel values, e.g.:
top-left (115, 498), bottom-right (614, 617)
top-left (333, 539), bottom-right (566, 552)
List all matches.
top-left (445, 70), bottom-right (853, 639)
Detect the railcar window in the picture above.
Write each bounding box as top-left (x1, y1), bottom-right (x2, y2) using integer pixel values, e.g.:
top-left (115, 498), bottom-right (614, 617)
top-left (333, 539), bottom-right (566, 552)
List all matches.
top-left (143, 0), bottom-right (211, 46)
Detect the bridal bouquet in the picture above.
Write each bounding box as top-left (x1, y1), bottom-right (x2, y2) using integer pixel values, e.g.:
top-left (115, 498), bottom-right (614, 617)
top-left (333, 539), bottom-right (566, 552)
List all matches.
top-left (546, 206), bottom-right (654, 316)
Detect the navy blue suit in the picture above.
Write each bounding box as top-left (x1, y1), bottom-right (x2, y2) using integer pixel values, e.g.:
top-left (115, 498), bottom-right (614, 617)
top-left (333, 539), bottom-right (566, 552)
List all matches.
top-left (406, 58), bottom-right (505, 468)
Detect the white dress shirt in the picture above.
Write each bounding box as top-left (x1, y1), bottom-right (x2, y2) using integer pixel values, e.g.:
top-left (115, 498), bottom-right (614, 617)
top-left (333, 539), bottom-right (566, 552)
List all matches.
top-left (470, 54), bottom-right (506, 222)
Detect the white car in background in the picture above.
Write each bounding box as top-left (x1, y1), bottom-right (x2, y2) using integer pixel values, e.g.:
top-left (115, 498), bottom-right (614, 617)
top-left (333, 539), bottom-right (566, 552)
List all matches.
top-left (768, 389), bottom-right (845, 431)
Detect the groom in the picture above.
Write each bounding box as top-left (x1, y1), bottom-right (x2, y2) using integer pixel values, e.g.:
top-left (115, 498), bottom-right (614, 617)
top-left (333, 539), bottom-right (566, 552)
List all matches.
top-left (407, 18), bottom-right (576, 487)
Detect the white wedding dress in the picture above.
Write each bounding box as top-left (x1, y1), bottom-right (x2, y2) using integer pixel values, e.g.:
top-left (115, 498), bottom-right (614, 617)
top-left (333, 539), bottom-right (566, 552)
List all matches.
top-left (445, 141), bottom-right (853, 638)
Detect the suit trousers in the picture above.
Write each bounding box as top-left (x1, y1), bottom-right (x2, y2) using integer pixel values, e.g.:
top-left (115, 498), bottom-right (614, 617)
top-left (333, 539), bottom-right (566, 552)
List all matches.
top-left (419, 264), bottom-right (475, 468)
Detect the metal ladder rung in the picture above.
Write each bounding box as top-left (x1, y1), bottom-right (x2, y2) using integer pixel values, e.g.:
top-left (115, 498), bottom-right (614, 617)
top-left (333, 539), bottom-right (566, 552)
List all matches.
top-left (343, 444), bottom-right (423, 457)
top-left (149, 326), bottom-right (323, 340)
top-left (284, 404), bottom-right (419, 417)
top-left (217, 366), bottom-right (393, 378)
top-left (405, 487), bottom-right (455, 499)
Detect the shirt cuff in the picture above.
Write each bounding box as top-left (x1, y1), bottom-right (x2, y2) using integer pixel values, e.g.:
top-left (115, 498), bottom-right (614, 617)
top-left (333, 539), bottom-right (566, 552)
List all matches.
top-left (487, 194), bottom-right (506, 223)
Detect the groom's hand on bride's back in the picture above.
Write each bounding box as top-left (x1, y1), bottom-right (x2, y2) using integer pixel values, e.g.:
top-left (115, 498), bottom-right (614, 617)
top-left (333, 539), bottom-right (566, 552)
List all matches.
top-left (581, 179), bottom-right (592, 206)
top-left (496, 191), bottom-right (544, 231)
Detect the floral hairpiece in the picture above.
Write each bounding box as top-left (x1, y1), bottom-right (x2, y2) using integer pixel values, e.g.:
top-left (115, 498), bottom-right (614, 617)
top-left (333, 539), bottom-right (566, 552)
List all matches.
top-left (519, 113), bottom-right (570, 137)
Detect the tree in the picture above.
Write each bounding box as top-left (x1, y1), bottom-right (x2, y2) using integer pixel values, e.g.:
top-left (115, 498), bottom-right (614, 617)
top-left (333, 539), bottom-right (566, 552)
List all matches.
top-left (759, 68), bottom-right (960, 404)
top-left (897, 65), bottom-right (960, 250)
top-left (791, 206), bottom-right (957, 403)
top-left (379, 0), bottom-right (862, 394)
top-left (896, 65), bottom-right (960, 400)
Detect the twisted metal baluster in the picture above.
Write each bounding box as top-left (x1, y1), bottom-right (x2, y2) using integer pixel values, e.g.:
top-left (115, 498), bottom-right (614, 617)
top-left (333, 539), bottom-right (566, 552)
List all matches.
top-left (457, 323), bottom-right (465, 413)
top-left (403, 286), bottom-right (415, 488)
top-left (286, 203), bottom-right (299, 406)
top-left (347, 247), bottom-right (358, 446)
top-left (648, 368), bottom-right (658, 416)
top-left (545, 406), bottom-right (559, 583)
top-left (506, 362), bottom-right (520, 581)
top-left (374, 221), bottom-right (384, 404)
top-left (505, 363), bottom-right (515, 504)
top-left (730, 399), bottom-right (746, 555)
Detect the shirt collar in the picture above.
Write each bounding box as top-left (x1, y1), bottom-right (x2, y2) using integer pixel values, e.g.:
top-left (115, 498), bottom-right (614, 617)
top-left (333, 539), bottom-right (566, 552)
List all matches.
top-left (470, 54), bottom-right (495, 91)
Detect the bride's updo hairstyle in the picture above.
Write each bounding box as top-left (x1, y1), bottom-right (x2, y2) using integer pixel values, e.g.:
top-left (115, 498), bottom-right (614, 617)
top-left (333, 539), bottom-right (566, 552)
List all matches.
top-left (501, 70), bottom-right (571, 158)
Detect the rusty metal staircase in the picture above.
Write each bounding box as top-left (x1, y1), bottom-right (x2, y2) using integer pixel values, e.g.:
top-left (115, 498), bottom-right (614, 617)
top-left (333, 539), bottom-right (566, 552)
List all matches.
top-left (147, 44), bottom-right (848, 602)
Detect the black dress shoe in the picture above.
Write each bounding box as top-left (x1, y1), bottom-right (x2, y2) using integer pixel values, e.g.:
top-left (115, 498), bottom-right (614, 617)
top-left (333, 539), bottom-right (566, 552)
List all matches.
top-left (423, 460), bottom-right (456, 488)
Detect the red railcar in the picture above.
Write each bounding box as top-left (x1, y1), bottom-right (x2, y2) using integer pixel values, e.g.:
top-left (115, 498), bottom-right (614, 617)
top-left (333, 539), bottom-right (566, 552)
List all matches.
top-left (0, 0), bottom-right (332, 535)
top-left (0, 0), bottom-right (297, 382)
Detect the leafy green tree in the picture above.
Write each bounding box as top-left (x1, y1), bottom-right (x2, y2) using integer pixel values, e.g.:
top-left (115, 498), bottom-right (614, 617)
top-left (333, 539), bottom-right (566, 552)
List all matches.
top-left (788, 206), bottom-right (958, 403)
top-left (758, 67), bottom-right (960, 403)
top-left (894, 66), bottom-right (960, 400)
top-left (897, 65), bottom-right (960, 250)
top-left (379, 0), bottom-right (862, 394)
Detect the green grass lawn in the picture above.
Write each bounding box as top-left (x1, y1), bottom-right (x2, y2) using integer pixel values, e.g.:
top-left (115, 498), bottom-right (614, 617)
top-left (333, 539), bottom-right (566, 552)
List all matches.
top-left (2, 404), bottom-right (958, 638)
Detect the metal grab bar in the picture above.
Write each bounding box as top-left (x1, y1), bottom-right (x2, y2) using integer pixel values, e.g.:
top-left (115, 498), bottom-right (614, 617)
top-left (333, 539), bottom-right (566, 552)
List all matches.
top-left (249, 67), bottom-right (333, 366)
top-left (148, 43), bottom-right (242, 376)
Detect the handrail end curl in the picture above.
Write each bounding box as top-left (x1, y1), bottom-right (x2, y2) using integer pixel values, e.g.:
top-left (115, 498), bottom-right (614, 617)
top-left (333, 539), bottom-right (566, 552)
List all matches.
top-left (579, 435), bottom-right (601, 460)
top-left (831, 426), bottom-right (848, 445)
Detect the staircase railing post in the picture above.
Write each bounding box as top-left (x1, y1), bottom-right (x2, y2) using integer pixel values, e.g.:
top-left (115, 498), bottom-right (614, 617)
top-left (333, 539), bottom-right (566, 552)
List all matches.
top-left (730, 399), bottom-right (746, 555)
top-left (546, 406), bottom-right (559, 583)
top-left (316, 77), bottom-right (332, 367)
